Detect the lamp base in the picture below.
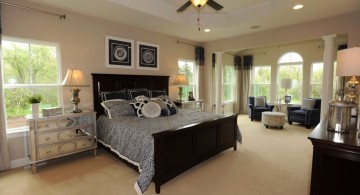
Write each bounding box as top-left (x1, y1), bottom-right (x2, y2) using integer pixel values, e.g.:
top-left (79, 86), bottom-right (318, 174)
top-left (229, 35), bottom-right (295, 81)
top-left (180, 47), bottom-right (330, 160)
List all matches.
top-left (178, 86), bottom-right (184, 102)
top-left (70, 87), bottom-right (82, 113)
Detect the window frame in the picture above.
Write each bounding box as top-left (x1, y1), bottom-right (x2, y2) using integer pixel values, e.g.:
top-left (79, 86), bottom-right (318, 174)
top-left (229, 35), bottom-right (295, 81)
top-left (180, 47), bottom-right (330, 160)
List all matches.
top-left (223, 65), bottom-right (235, 103)
top-left (2, 36), bottom-right (62, 134)
top-left (251, 65), bottom-right (272, 98)
top-left (178, 59), bottom-right (198, 100)
top-left (277, 52), bottom-right (304, 103)
top-left (310, 62), bottom-right (323, 98)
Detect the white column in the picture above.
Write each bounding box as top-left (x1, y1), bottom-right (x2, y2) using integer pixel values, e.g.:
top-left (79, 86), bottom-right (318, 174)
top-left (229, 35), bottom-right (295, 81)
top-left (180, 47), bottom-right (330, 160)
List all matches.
top-left (214, 52), bottom-right (223, 114)
top-left (321, 34), bottom-right (337, 118)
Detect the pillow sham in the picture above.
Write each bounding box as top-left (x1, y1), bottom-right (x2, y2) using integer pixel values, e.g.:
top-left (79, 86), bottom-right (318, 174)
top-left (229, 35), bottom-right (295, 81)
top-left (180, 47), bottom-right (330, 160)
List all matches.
top-left (301, 99), bottom-right (316, 110)
top-left (101, 99), bottom-right (135, 119)
top-left (156, 95), bottom-right (179, 116)
top-left (127, 89), bottom-right (148, 100)
top-left (141, 102), bottom-right (161, 118)
top-left (101, 90), bottom-right (127, 101)
top-left (148, 90), bottom-right (166, 98)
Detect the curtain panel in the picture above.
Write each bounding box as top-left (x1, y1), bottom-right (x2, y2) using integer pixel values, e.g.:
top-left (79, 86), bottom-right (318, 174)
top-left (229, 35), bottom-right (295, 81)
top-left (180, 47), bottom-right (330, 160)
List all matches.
top-left (0, 4), bottom-right (11, 171)
top-left (195, 46), bottom-right (204, 66)
top-left (235, 55), bottom-right (253, 114)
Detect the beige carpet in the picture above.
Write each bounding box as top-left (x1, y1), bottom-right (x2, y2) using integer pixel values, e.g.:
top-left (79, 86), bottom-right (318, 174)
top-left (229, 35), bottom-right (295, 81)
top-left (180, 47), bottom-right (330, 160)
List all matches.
top-left (0, 114), bottom-right (313, 195)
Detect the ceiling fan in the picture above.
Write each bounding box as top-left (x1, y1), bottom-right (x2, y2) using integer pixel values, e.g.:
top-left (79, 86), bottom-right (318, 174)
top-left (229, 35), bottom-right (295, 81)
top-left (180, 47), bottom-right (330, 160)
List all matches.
top-left (177, 0), bottom-right (224, 12)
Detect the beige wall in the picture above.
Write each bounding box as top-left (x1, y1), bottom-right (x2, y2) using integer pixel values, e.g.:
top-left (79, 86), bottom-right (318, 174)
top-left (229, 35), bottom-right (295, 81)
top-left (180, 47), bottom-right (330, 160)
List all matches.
top-left (3, 0), bottom-right (200, 165)
top-left (203, 11), bottom-right (360, 112)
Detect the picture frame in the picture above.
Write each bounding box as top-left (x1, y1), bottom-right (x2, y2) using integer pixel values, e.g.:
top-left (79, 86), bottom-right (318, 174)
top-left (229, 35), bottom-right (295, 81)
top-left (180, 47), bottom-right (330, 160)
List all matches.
top-left (105, 35), bottom-right (134, 69)
top-left (188, 92), bottom-right (195, 101)
top-left (284, 95), bottom-right (292, 104)
top-left (136, 41), bottom-right (159, 70)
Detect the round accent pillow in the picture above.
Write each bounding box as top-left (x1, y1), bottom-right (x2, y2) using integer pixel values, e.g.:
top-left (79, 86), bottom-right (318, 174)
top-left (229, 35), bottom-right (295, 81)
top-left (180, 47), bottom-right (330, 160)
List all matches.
top-left (141, 102), bottom-right (161, 118)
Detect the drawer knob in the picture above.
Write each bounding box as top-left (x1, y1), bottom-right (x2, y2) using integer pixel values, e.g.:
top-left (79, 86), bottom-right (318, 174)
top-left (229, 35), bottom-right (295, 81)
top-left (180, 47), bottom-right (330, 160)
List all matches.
top-left (46, 137), bottom-right (50, 141)
top-left (83, 143), bottom-right (87, 147)
top-left (45, 124), bottom-right (49, 128)
top-left (47, 150), bottom-right (51, 155)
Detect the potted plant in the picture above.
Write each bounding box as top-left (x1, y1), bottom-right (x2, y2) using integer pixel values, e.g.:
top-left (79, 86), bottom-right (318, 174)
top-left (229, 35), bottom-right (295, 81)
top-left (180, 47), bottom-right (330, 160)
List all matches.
top-left (27, 94), bottom-right (43, 117)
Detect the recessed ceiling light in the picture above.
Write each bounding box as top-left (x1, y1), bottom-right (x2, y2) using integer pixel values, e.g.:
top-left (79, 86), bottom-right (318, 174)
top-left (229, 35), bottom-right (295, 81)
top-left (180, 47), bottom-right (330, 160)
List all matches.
top-left (293, 4), bottom-right (303, 10)
top-left (204, 29), bottom-right (211, 32)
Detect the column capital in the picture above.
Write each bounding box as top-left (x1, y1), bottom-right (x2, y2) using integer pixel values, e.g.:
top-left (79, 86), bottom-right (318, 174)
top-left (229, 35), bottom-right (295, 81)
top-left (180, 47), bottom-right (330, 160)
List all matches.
top-left (322, 34), bottom-right (337, 42)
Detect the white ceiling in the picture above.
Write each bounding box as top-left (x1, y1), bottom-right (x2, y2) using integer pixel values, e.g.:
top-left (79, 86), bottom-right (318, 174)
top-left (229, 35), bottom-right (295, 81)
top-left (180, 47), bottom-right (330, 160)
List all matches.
top-left (27, 0), bottom-right (360, 42)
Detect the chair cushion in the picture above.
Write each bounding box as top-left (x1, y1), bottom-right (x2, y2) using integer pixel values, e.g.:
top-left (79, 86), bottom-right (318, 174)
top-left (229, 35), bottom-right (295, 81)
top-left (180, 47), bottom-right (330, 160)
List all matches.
top-left (301, 99), bottom-right (316, 110)
top-left (291, 109), bottom-right (307, 117)
top-left (253, 107), bottom-right (270, 112)
top-left (254, 97), bottom-right (266, 107)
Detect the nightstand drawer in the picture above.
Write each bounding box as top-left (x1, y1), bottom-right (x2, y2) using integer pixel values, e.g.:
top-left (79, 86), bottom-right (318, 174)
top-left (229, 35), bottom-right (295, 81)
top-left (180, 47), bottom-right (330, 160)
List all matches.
top-left (36, 117), bottom-right (77, 132)
top-left (37, 138), bottom-right (94, 160)
top-left (37, 129), bottom-right (80, 145)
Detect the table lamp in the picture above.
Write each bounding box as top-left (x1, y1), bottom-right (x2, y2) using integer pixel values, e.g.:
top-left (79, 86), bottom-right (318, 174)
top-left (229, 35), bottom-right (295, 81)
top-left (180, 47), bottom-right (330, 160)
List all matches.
top-left (280, 78), bottom-right (293, 103)
top-left (173, 74), bottom-right (189, 102)
top-left (62, 69), bottom-right (89, 113)
top-left (336, 47), bottom-right (360, 104)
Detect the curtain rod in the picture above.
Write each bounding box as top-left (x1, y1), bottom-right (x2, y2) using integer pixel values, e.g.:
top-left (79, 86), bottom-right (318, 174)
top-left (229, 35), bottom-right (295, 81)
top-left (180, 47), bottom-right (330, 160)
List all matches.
top-left (0, 1), bottom-right (66, 19)
top-left (177, 40), bottom-right (200, 47)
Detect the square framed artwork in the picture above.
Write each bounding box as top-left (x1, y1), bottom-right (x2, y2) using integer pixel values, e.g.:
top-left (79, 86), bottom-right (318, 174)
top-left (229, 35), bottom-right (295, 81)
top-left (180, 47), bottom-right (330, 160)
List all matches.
top-left (136, 41), bottom-right (159, 70)
top-left (105, 35), bottom-right (134, 69)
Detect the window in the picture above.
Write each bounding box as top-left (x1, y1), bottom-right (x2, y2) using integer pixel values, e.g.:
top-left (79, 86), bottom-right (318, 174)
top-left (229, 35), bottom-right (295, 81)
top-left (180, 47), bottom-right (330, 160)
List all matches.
top-left (2, 37), bottom-right (61, 133)
top-left (278, 52), bottom-right (303, 103)
top-left (252, 66), bottom-right (271, 98)
top-left (223, 65), bottom-right (235, 102)
top-left (310, 62), bottom-right (323, 98)
top-left (178, 59), bottom-right (197, 101)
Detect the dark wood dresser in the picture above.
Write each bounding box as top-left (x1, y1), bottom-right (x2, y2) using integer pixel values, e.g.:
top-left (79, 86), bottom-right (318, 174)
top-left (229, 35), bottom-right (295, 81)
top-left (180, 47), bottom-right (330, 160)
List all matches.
top-left (308, 116), bottom-right (360, 195)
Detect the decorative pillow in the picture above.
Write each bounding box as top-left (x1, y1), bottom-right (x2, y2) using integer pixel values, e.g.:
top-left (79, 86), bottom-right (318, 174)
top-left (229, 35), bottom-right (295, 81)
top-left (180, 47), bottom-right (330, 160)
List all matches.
top-left (254, 97), bottom-right (266, 107)
top-left (127, 89), bottom-right (149, 100)
top-left (148, 90), bottom-right (166, 98)
top-left (130, 100), bottom-right (149, 117)
top-left (101, 90), bottom-right (127, 101)
top-left (135, 95), bottom-right (149, 102)
top-left (141, 102), bottom-right (161, 118)
top-left (150, 99), bottom-right (168, 109)
top-left (301, 99), bottom-right (316, 110)
top-left (161, 107), bottom-right (177, 116)
top-left (101, 99), bottom-right (135, 119)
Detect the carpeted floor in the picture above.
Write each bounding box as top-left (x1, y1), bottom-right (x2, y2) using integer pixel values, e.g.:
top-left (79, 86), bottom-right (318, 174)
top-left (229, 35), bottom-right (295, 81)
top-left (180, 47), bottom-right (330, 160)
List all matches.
top-left (0, 114), bottom-right (314, 195)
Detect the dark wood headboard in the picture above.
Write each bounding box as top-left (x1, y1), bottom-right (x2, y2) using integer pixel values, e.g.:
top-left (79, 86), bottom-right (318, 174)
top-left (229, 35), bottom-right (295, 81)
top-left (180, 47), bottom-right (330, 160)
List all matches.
top-left (92, 73), bottom-right (170, 117)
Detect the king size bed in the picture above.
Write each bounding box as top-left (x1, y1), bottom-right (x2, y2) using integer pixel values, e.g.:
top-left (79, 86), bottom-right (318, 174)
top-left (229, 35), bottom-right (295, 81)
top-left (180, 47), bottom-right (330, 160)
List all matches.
top-left (92, 73), bottom-right (241, 194)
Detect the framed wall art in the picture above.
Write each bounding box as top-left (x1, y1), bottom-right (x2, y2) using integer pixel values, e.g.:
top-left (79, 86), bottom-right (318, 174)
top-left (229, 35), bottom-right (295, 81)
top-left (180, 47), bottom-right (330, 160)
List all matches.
top-left (105, 35), bottom-right (134, 69)
top-left (136, 41), bottom-right (159, 70)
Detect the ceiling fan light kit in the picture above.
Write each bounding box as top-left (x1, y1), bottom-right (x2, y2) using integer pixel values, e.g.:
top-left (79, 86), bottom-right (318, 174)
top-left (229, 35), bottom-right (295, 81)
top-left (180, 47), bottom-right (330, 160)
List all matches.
top-left (191, 0), bottom-right (208, 7)
top-left (177, 0), bottom-right (223, 12)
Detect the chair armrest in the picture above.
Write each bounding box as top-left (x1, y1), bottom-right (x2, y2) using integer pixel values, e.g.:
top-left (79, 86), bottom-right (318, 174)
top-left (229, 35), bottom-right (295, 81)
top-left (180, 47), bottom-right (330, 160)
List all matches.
top-left (306, 109), bottom-right (320, 115)
top-left (249, 104), bottom-right (254, 109)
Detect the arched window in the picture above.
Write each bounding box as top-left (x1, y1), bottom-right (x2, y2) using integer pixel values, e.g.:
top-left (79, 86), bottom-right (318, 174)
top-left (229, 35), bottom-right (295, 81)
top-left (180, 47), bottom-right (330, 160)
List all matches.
top-left (278, 52), bottom-right (303, 103)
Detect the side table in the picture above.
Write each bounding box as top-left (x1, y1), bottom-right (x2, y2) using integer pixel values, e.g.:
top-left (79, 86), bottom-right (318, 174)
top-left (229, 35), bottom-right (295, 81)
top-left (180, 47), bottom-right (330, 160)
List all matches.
top-left (174, 100), bottom-right (204, 112)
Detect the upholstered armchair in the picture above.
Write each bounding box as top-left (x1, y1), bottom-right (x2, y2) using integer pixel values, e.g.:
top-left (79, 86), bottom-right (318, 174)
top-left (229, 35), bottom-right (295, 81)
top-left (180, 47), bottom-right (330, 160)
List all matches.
top-left (248, 96), bottom-right (274, 121)
top-left (287, 98), bottom-right (321, 129)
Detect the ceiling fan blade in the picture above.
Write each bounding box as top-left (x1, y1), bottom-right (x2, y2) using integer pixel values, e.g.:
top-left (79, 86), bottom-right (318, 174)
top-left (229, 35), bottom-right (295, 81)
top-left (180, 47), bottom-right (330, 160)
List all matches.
top-left (207, 0), bottom-right (224, 11)
top-left (177, 1), bottom-right (192, 12)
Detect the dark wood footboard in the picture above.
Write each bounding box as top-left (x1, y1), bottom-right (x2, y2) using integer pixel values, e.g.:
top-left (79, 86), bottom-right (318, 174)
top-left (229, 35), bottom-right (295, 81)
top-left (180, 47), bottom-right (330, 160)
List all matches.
top-left (152, 114), bottom-right (238, 193)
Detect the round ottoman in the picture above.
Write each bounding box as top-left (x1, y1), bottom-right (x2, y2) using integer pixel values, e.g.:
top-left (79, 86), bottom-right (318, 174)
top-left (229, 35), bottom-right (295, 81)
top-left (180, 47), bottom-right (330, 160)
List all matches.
top-left (262, 111), bottom-right (286, 129)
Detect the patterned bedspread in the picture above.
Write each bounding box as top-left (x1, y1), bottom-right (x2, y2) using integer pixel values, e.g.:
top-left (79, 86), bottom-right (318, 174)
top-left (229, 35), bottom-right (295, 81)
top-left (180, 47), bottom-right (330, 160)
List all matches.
top-left (96, 109), bottom-right (242, 194)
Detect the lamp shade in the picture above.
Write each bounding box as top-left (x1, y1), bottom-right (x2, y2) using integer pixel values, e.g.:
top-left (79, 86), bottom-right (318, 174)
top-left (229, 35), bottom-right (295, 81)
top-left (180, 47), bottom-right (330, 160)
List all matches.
top-left (62, 69), bottom-right (89, 87)
top-left (191, 0), bottom-right (208, 6)
top-left (336, 47), bottom-right (360, 76)
top-left (280, 79), bottom-right (293, 89)
top-left (173, 74), bottom-right (189, 85)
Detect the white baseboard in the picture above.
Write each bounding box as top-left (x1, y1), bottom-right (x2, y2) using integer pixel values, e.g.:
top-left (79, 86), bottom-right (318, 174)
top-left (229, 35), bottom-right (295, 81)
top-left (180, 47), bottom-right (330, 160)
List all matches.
top-left (10, 157), bottom-right (30, 169)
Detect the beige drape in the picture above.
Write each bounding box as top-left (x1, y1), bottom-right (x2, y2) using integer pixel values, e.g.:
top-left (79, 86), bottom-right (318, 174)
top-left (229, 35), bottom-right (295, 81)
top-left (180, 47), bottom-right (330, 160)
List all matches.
top-left (0, 4), bottom-right (11, 171)
top-left (235, 69), bottom-right (251, 114)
